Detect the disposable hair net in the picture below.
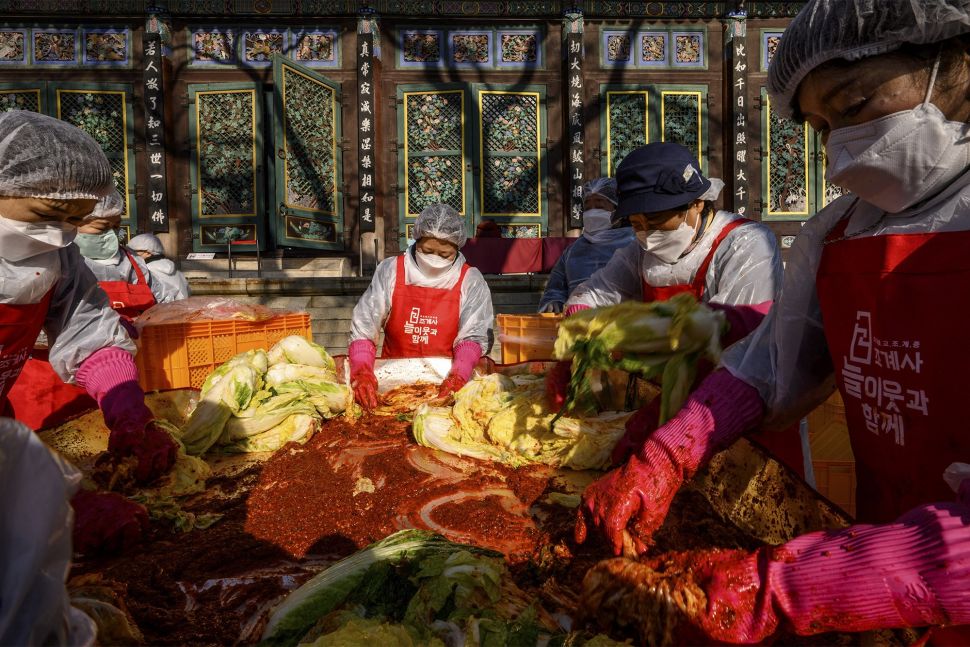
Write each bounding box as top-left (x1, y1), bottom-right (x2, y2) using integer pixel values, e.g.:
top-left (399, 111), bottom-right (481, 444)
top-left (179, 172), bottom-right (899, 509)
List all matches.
top-left (412, 204), bottom-right (468, 248)
top-left (85, 189), bottom-right (124, 221)
top-left (768, 0), bottom-right (970, 117)
top-left (127, 232), bottom-right (164, 256)
top-left (0, 110), bottom-right (114, 200)
top-left (583, 177), bottom-right (618, 205)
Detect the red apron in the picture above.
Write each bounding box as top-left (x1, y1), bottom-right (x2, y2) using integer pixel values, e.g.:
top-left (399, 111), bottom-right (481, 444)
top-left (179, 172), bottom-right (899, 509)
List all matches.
top-left (0, 289), bottom-right (53, 409)
top-left (381, 255), bottom-right (470, 358)
top-left (640, 218), bottom-right (806, 477)
top-left (816, 204), bottom-right (970, 523)
top-left (98, 249), bottom-right (156, 319)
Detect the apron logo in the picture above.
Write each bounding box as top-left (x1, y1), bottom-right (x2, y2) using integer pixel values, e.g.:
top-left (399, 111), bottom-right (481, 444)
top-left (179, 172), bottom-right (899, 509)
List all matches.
top-left (404, 307), bottom-right (439, 345)
top-left (840, 310), bottom-right (930, 447)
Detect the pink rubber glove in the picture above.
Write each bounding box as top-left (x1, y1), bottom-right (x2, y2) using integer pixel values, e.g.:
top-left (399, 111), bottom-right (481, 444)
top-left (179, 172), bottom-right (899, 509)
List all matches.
top-left (583, 502), bottom-right (970, 643)
top-left (76, 347), bottom-right (177, 484)
top-left (564, 303), bottom-right (591, 317)
top-left (576, 369), bottom-right (764, 555)
top-left (449, 340), bottom-right (482, 382)
top-left (349, 339), bottom-right (379, 409)
top-left (708, 300), bottom-right (772, 347)
top-left (71, 490), bottom-right (149, 555)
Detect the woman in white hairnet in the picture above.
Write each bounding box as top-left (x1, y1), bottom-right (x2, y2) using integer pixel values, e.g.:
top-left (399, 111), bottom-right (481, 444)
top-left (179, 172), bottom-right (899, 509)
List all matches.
top-left (348, 204), bottom-right (494, 408)
top-left (75, 190), bottom-right (181, 317)
top-left (538, 177), bottom-right (634, 313)
top-left (0, 111), bottom-right (174, 555)
top-left (575, 1), bottom-right (970, 643)
top-left (127, 232), bottom-right (191, 299)
top-left (548, 142), bottom-right (795, 471)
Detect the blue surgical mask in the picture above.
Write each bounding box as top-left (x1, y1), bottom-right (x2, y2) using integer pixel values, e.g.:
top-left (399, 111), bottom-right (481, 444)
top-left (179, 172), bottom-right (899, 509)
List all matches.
top-left (75, 230), bottom-right (119, 260)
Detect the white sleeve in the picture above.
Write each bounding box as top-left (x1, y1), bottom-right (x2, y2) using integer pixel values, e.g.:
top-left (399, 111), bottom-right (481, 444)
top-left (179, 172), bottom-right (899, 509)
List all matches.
top-left (349, 257), bottom-right (396, 345)
top-left (706, 221), bottom-right (783, 306)
top-left (565, 242), bottom-right (643, 309)
top-left (46, 246), bottom-right (135, 383)
top-left (720, 207), bottom-right (849, 429)
top-left (456, 267), bottom-right (493, 354)
top-left (131, 253), bottom-right (180, 304)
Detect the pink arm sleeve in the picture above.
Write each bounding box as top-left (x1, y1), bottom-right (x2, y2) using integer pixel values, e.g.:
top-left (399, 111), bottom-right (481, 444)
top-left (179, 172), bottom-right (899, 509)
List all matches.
top-left (348, 339), bottom-right (376, 377)
top-left (74, 347), bottom-right (152, 431)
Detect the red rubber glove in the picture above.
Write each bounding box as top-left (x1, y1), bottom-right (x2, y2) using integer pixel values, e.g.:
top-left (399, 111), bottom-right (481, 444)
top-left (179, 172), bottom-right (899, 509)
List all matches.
top-left (583, 502), bottom-right (970, 643)
top-left (708, 300), bottom-right (771, 347)
top-left (576, 369), bottom-right (765, 555)
top-left (437, 374), bottom-right (467, 398)
top-left (349, 339), bottom-right (380, 409)
top-left (609, 398), bottom-right (661, 467)
top-left (71, 490), bottom-right (148, 556)
top-left (106, 420), bottom-right (178, 484)
top-left (545, 360), bottom-right (572, 411)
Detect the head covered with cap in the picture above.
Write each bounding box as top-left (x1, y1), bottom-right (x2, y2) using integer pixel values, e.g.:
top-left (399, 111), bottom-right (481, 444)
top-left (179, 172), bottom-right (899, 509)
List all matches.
top-left (128, 232), bottom-right (165, 257)
top-left (413, 203), bottom-right (468, 249)
top-left (614, 143), bottom-right (713, 219)
top-left (768, 0), bottom-right (970, 118)
top-left (85, 189), bottom-right (124, 222)
top-left (0, 110), bottom-right (114, 201)
top-left (583, 177), bottom-right (618, 206)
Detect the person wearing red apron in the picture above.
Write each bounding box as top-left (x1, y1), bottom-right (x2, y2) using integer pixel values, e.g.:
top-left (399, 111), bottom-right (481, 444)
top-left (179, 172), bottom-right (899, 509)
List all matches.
top-left (572, 3), bottom-right (970, 643)
top-left (8, 190), bottom-right (169, 431)
top-left (347, 204), bottom-right (494, 409)
top-left (0, 111), bottom-right (176, 557)
top-left (545, 143), bottom-right (800, 472)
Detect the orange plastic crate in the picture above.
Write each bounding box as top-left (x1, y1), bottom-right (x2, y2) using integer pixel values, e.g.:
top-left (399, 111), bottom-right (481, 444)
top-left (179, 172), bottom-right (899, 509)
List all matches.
top-left (135, 313), bottom-right (313, 391)
top-left (496, 313), bottom-right (563, 364)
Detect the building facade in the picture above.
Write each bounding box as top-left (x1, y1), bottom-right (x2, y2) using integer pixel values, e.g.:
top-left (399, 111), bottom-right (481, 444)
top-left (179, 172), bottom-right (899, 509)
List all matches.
top-left (0, 1), bottom-right (826, 272)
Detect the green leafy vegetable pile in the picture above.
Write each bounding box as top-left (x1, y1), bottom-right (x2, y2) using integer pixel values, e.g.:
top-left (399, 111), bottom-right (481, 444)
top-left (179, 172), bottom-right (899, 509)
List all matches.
top-left (553, 294), bottom-right (727, 424)
top-left (177, 336), bottom-right (354, 455)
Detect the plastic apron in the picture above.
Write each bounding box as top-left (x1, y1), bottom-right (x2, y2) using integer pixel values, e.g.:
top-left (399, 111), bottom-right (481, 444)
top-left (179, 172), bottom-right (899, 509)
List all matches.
top-left (641, 218), bottom-right (805, 477)
top-left (98, 249), bottom-right (156, 319)
top-left (381, 255), bottom-right (470, 359)
top-left (817, 203), bottom-right (970, 524)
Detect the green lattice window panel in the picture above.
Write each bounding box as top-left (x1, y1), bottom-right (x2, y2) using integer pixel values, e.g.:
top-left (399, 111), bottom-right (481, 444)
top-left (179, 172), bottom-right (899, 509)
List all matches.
top-left (0, 83), bottom-right (43, 113)
top-left (602, 89), bottom-right (648, 176)
top-left (188, 82), bottom-right (265, 251)
top-left (478, 88), bottom-right (544, 218)
top-left (273, 56), bottom-right (343, 251)
top-left (404, 89), bottom-right (466, 216)
top-left (52, 83), bottom-right (136, 228)
top-left (660, 88), bottom-right (705, 169)
top-left (761, 89), bottom-right (814, 220)
top-left (397, 84), bottom-right (475, 249)
top-left (817, 143), bottom-right (844, 208)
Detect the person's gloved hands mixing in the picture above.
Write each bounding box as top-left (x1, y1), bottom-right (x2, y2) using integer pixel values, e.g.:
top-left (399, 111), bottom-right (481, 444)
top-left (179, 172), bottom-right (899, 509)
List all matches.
top-left (348, 339), bottom-right (380, 409)
top-left (582, 501), bottom-right (970, 643)
top-left (76, 347), bottom-right (176, 484)
top-left (436, 341), bottom-right (484, 398)
top-left (576, 369), bottom-right (764, 554)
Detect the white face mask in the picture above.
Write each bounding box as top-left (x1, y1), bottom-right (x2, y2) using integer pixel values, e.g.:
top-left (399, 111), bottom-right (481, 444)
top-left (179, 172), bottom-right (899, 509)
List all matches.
top-left (0, 216), bottom-right (77, 262)
top-left (637, 220), bottom-right (696, 264)
top-left (825, 55), bottom-right (970, 213)
top-left (415, 250), bottom-right (455, 277)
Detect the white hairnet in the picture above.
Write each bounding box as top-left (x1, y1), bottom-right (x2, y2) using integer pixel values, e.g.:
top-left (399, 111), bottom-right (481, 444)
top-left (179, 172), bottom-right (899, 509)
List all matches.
top-left (85, 188), bottom-right (124, 221)
top-left (698, 178), bottom-right (725, 202)
top-left (0, 111), bottom-right (114, 200)
top-left (413, 204), bottom-right (467, 248)
top-left (584, 177), bottom-right (618, 205)
top-left (768, 0), bottom-right (970, 117)
top-left (127, 232), bottom-right (164, 256)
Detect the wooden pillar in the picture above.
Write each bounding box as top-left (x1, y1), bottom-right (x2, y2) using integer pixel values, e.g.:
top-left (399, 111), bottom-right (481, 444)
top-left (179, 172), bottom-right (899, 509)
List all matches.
top-left (564, 10), bottom-right (585, 232)
top-left (726, 5), bottom-right (750, 216)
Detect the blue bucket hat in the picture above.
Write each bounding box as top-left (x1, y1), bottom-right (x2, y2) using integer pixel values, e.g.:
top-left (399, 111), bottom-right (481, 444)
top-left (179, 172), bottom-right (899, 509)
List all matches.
top-left (614, 143), bottom-right (712, 219)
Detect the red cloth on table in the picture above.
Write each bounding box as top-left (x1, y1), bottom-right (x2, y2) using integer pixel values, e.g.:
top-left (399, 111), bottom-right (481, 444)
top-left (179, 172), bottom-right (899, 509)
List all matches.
top-left (461, 237), bottom-right (577, 274)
